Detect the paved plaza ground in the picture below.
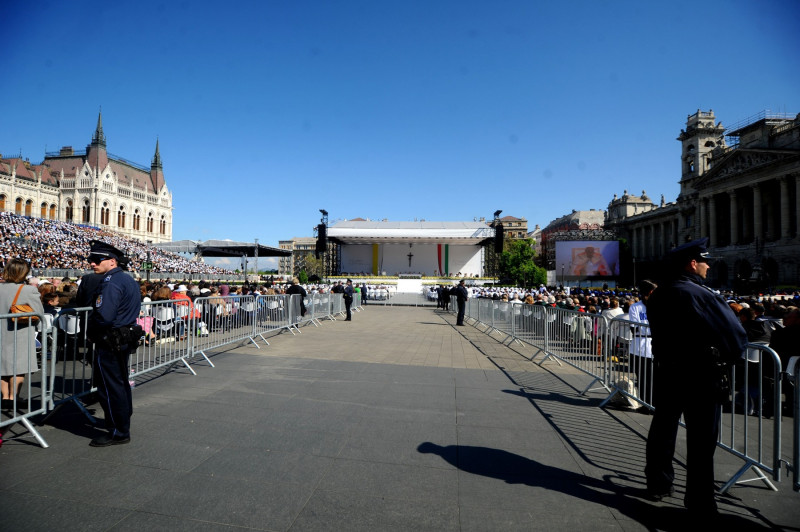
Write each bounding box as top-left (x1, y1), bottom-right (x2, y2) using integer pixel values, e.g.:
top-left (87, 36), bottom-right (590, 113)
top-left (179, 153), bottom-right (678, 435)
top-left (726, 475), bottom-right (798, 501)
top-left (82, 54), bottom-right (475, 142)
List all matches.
top-left (1, 305), bottom-right (798, 531)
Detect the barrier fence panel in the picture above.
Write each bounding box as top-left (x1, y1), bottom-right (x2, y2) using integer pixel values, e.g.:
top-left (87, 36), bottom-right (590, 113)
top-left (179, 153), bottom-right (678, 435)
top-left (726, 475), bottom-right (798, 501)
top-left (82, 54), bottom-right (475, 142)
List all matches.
top-left (718, 343), bottom-right (783, 492)
top-left (543, 307), bottom-right (609, 394)
top-left (513, 304), bottom-right (547, 356)
top-left (794, 358), bottom-right (800, 492)
top-left (47, 307), bottom-right (96, 421)
top-left (132, 299), bottom-right (199, 378)
top-left (1, 310), bottom-right (51, 448)
top-left (601, 317), bottom-right (655, 410)
top-left (298, 295), bottom-right (316, 328)
top-left (330, 293), bottom-right (344, 318)
top-left (252, 294), bottom-right (292, 343)
top-left (491, 300), bottom-right (514, 339)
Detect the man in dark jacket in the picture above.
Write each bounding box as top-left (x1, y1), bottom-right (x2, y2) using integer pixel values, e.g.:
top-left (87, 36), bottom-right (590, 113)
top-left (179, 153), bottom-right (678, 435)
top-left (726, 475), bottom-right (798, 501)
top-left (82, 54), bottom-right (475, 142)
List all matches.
top-left (644, 237), bottom-right (747, 514)
top-left (454, 280), bottom-right (468, 326)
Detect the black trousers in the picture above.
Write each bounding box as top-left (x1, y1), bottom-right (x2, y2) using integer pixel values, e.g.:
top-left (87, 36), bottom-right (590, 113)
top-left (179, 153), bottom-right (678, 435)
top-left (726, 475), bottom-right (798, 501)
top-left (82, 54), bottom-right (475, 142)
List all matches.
top-left (456, 301), bottom-right (465, 325)
top-left (645, 362), bottom-right (720, 511)
top-left (345, 297), bottom-right (352, 320)
top-left (95, 346), bottom-right (133, 436)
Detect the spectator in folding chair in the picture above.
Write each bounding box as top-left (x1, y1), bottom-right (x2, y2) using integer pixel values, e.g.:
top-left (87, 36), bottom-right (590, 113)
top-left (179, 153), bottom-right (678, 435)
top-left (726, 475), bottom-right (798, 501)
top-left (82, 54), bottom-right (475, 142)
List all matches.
top-left (152, 286), bottom-right (182, 339)
top-left (207, 286), bottom-right (229, 331)
top-left (170, 285), bottom-right (197, 339)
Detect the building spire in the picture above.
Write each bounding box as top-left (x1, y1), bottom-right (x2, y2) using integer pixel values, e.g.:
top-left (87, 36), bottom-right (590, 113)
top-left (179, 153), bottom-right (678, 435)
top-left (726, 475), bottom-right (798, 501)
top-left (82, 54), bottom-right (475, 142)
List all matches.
top-left (151, 137), bottom-right (162, 168)
top-left (92, 108), bottom-right (106, 147)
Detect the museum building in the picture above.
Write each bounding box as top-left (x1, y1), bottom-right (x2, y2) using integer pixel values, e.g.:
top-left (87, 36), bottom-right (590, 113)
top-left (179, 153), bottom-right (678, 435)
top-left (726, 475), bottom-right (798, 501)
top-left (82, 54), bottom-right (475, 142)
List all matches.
top-left (606, 109), bottom-right (800, 288)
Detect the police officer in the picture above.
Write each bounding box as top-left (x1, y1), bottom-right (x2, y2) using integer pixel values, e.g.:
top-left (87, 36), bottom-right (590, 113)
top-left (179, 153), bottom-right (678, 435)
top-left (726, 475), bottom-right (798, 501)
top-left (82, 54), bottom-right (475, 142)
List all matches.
top-left (86, 241), bottom-right (141, 447)
top-left (343, 279), bottom-right (354, 321)
top-left (644, 237), bottom-right (747, 514)
top-left (454, 280), bottom-right (468, 326)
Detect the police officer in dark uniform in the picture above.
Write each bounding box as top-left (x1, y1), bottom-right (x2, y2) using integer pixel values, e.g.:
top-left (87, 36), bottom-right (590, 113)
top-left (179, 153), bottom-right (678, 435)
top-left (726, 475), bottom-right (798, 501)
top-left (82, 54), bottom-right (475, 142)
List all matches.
top-left (343, 279), bottom-right (354, 321)
top-left (86, 241), bottom-right (141, 447)
top-left (644, 237), bottom-right (747, 514)
top-left (454, 280), bottom-right (468, 326)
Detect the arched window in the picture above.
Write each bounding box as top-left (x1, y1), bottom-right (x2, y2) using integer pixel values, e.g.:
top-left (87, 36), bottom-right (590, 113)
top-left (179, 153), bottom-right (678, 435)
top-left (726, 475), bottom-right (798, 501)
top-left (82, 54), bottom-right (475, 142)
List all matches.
top-left (15, 197), bottom-right (22, 214)
top-left (82, 199), bottom-right (91, 223)
top-left (133, 209), bottom-right (141, 230)
top-left (147, 213), bottom-right (154, 233)
top-left (49, 204), bottom-right (56, 219)
top-left (159, 215), bottom-right (166, 235)
top-left (65, 200), bottom-right (73, 222)
top-left (41, 202), bottom-right (48, 218)
top-left (0, 194), bottom-right (6, 211)
top-left (25, 199), bottom-right (33, 217)
top-left (118, 206), bottom-right (126, 228)
top-left (100, 202), bottom-right (110, 225)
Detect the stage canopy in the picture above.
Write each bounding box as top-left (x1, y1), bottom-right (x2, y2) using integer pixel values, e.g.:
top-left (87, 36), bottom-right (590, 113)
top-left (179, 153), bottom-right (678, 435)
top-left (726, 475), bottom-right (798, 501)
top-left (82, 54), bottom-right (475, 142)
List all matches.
top-left (153, 239), bottom-right (290, 258)
top-left (328, 220), bottom-right (494, 245)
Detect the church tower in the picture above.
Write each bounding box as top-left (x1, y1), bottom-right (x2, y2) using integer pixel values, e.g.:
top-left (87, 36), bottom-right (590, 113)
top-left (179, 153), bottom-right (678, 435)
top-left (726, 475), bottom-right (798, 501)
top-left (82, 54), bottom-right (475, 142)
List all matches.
top-left (150, 138), bottom-right (165, 191)
top-left (676, 109), bottom-right (725, 199)
top-left (86, 110), bottom-right (108, 173)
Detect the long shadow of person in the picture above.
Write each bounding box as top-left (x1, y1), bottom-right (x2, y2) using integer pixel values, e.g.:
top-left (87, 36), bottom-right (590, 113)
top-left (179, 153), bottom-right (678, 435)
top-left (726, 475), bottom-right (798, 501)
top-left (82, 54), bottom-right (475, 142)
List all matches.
top-left (417, 442), bottom-right (769, 530)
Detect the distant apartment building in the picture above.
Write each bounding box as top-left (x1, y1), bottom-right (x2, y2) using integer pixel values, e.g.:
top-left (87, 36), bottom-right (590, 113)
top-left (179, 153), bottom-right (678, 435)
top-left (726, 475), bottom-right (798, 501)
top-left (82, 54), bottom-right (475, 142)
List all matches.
top-left (489, 215), bottom-right (528, 240)
top-left (278, 236), bottom-right (317, 276)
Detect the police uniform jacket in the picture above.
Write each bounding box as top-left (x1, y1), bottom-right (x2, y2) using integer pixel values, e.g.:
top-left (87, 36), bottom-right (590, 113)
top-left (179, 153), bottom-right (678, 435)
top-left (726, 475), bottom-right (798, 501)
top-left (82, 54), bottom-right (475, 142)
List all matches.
top-left (454, 285), bottom-right (468, 302)
top-left (90, 267), bottom-right (140, 334)
top-left (646, 272), bottom-right (746, 368)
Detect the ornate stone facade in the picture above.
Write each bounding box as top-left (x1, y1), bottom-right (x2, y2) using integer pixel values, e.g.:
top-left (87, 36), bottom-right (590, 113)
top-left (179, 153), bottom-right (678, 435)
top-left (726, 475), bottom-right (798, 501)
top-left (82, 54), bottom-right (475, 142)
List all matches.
top-left (607, 109), bottom-right (800, 289)
top-left (0, 113), bottom-right (173, 243)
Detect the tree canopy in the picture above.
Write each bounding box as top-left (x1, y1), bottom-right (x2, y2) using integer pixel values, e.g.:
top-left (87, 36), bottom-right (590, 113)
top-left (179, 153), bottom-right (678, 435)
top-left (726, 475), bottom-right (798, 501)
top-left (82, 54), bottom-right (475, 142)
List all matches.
top-left (499, 238), bottom-right (547, 287)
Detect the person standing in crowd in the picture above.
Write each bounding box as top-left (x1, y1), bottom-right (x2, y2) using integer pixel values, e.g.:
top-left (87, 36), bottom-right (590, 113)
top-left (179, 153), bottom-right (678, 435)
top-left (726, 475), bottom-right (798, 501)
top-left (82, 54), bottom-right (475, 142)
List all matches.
top-left (644, 238), bottom-right (747, 515)
top-left (454, 279), bottom-right (468, 326)
top-left (629, 280), bottom-right (656, 406)
top-left (1, 258), bottom-right (44, 410)
top-left (285, 277), bottom-right (307, 322)
top-left (343, 279), bottom-right (354, 321)
top-left (361, 283), bottom-right (368, 305)
top-left (86, 241), bottom-right (141, 447)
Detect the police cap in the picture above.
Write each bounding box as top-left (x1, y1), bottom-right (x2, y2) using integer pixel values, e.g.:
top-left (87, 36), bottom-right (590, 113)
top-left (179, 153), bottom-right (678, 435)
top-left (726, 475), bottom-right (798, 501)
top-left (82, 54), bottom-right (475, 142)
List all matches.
top-left (88, 240), bottom-right (123, 264)
top-left (667, 237), bottom-right (711, 267)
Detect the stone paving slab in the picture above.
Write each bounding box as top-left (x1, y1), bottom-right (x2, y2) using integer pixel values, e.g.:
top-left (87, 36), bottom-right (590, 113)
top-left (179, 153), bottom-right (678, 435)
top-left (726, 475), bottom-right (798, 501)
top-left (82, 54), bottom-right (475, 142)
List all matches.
top-left (0, 305), bottom-right (797, 531)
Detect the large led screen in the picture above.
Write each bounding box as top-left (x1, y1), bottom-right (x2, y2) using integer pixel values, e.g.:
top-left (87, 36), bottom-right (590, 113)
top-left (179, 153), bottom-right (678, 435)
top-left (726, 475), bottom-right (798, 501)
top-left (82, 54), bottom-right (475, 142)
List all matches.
top-left (555, 240), bottom-right (620, 279)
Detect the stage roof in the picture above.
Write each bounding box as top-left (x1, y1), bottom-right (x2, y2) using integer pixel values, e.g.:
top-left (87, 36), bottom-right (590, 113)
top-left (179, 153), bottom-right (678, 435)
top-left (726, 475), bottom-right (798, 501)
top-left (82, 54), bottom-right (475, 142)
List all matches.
top-left (153, 239), bottom-right (290, 257)
top-left (328, 220), bottom-right (494, 245)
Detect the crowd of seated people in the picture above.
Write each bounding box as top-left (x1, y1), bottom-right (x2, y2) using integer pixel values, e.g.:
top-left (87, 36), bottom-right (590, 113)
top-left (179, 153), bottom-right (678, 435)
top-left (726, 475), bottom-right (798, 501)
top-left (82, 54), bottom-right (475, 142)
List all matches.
top-left (0, 212), bottom-right (230, 275)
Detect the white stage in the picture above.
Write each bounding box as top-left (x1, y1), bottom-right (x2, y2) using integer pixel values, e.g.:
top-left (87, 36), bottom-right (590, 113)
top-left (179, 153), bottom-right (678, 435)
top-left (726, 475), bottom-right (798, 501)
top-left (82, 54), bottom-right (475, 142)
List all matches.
top-left (328, 220), bottom-right (493, 277)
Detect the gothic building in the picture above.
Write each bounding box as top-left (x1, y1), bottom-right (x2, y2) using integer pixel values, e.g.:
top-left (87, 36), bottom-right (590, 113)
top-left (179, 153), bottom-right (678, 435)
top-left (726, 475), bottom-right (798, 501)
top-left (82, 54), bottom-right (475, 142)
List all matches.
top-left (606, 109), bottom-right (800, 289)
top-left (0, 113), bottom-right (173, 243)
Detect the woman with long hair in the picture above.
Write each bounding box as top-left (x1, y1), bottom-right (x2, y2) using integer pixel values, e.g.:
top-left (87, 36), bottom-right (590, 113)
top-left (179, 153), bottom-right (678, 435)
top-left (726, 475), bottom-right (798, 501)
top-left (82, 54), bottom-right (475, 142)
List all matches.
top-left (1, 258), bottom-right (45, 410)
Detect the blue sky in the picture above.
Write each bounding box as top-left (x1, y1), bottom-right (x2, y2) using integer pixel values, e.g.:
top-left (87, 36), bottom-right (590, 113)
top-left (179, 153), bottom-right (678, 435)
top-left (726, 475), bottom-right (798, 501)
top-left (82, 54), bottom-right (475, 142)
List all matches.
top-left (2, 0), bottom-right (798, 269)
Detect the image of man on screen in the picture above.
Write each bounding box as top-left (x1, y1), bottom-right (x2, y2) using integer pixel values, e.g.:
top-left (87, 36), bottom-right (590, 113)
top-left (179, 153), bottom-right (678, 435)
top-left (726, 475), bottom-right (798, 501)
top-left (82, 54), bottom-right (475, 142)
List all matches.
top-left (570, 246), bottom-right (611, 276)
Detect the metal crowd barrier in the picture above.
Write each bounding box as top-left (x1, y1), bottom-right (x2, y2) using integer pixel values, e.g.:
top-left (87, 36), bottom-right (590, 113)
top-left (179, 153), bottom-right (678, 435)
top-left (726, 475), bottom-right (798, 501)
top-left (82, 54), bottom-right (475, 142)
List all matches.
top-left (1, 292), bottom-right (350, 448)
top-left (794, 358), bottom-right (800, 492)
top-left (603, 317), bottom-right (655, 409)
top-left (133, 299), bottom-right (202, 378)
top-left (1, 310), bottom-right (52, 447)
top-left (718, 343), bottom-right (783, 493)
top-left (453, 299), bottom-right (793, 493)
top-left (46, 307), bottom-right (95, 421)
